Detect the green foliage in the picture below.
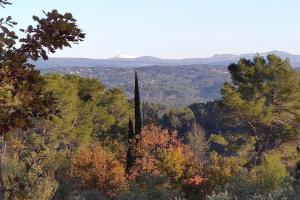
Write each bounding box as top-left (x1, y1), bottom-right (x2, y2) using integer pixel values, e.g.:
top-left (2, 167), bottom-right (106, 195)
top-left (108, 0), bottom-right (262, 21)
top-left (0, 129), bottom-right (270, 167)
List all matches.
top-left (43, 74), bottom-right (132, 148)
top-left (210, 134), bottom-right (228, 145)
top-left (209, 180), bottom-right (300, 200)
top-left (189, 101), bottom-right (223, 134)
top-left (118, 175), bottom-right (183, 200)
top-left (208, 152), bottom-right (292, 199)
top-left (250, 184), bottom-right (298, 200)
top-left (254, 151), bottom-right (288, 193)
top-left (0, 2), bottom-right (84, 199)
top-left (160, 107), bottom-right (196, 138)
top-left (68, 191), bottom-right (108, 200)
top-left (134, 71), bottom-right (142, 136)
top-left (1, 130), bottom-right (64, 199)
top-left (206, 191), bottom-right (237, 200)
top-left (126, 72), bottom-right (142, 174)
top-left (142, 102), bottom-right (168, 125)
top-left (0, 2), bottom-right (84, 135)
top-left (43, 65), bottom-right (229, 106)
top-left (220, 169), bottom-right (258, 199)
top-left (55, 188), bottom-right (108, 200)
top-left (203, 152), bottom-right (246, 194)
top-left (228, 135), bottom-right (256, 157)
top-left (220, 55), bottom-right (300, 145)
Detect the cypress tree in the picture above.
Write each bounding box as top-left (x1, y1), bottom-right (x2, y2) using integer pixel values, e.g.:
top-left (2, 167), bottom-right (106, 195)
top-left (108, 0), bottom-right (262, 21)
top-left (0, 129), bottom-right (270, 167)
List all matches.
top-left (128, 118), bottom-right (135, 143)
top-left (126, 118), bottom-right (135, 174)
top-left (126, 71), bottom-right (143, 174)
top-left (134, 71), bottom-right (142, 136)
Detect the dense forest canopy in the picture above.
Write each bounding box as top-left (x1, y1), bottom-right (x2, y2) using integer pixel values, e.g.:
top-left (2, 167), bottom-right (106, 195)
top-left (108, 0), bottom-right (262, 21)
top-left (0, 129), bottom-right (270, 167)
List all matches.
top-left (1, 1), bottom-right (300, 200)
top-left (42, 65), bottom-right (229, 106)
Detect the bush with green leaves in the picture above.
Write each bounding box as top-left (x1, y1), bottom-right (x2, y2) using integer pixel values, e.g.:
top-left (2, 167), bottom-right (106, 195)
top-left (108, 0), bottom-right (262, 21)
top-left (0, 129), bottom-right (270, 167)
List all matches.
top-left (118, 175), bottom-right (184, 200)
top-left (253, 151), bottom-right (288, 193)
top-left (207, 152), bottom-right (294, 200)
top-left (206, 191), bottom-right (237, 200)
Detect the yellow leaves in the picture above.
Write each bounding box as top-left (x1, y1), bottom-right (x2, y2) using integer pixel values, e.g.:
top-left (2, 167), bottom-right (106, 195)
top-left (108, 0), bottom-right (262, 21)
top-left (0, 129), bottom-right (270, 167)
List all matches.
top-left (131, 125), bottom-right (195, 182)
top-left (204, 152), bottom-right (246, 193)
top-left (9, 138), bottom-right (23, 152)
top-left (159, 148), bottom-right (186, 180)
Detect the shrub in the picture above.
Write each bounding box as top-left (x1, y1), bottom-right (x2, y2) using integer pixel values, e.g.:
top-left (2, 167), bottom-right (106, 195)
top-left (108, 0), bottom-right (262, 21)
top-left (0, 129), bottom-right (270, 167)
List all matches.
top-left (69, 144), bottom-right (127, 197)
top-left (254, 151), bottom-right (288, 193)
top-left (64, 190), bottom-right (108, 200)
top-left (206, 191), bottom-right (237, 200)
top-left (210, 134), bottom-right (228, 145)
top-left (210, 152), bottom-right (293, 199)
top-left (203, 152), bottom-right (246, 194)
top-left (118, 175), bottom-right (183, 200)
top-left (130, 125), bottom-right (195, 183)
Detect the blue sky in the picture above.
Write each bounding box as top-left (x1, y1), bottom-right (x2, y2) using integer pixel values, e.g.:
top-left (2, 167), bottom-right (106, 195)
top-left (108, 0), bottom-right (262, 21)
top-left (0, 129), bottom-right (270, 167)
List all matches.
top-left (2, 0), bottom-right (300, 58)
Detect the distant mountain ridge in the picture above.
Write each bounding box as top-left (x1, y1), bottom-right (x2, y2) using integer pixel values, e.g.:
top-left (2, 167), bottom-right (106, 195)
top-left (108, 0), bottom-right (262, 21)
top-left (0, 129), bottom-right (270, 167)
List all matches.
top-left (33, 51), bottom-right (300, 69)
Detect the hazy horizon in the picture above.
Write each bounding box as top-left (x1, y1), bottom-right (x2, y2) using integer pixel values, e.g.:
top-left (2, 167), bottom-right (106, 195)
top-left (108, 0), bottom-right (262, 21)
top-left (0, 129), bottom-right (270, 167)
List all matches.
top-left (43, 50), bottom-right (296, 60)
top-left (3, 0), bottom-right (300, 59)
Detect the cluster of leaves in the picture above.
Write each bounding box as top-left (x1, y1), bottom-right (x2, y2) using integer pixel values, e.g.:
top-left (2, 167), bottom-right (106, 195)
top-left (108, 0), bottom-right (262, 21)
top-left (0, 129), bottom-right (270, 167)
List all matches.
top-left (0, 0), bottom-right (85, 135)
top-left (1, 130), bottom-right (64, 199)
top-left (130, 125), bottom-right (194, 180)
top-left (68, 145), bottom-right (127, 197)
top-left (43, 74), bottom-right (132, 147)
top-left (220, 55), bottom-right (300, 144)
top-left (201, 150), bottom-right (299, 200)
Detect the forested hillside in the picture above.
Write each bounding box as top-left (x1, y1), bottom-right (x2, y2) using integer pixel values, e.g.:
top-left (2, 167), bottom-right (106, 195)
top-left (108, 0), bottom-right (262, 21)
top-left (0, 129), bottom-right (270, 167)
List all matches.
top-left (42, 65), bottom-right (229, 105)
top-left (1, 1), bottom-right (300, 200)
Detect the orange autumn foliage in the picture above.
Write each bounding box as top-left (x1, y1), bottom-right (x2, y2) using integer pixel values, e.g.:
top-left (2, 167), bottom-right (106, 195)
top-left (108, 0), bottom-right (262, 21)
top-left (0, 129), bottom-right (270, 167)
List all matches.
top-left (185, 175), bottom-right (205, 186)
top-left (69, 144), bottom-right (127, 197)
top-left (130, 125), bottom-right (195, 181)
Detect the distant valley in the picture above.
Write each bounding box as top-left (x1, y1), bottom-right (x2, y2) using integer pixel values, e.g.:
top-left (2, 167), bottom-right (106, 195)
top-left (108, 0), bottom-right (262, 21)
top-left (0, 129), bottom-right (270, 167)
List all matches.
top-left (39, 51), bottom-right (300, 105)
top-left (41, 65), bottom-right (229, 106)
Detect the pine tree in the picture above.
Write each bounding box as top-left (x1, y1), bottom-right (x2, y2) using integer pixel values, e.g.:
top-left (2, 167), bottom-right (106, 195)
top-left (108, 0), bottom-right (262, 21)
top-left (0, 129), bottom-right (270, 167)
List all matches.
top-left (134, 71), bottom-right (142, 136)
top-left (126, 118), bottom-right (135, 174)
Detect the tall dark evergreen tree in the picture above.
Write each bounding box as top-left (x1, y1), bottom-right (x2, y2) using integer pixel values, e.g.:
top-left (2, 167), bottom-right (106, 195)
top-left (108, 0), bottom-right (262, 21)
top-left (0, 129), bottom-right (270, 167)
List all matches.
top-left (126, 72), bottom-right (143, 174)
top-left (126, 118), bottom-right (135, 173)
top-left (134, 71), bottom-right (142, 136)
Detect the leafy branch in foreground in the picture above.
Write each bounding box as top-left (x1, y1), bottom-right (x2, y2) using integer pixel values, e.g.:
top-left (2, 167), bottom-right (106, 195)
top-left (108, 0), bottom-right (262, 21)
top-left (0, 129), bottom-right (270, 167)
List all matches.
top-left (0, 3), bottom-right (85, 135)
top-left (0, 0), bottom-right (11, 8)
top-left (0, 1), bottom-right (85, 199)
